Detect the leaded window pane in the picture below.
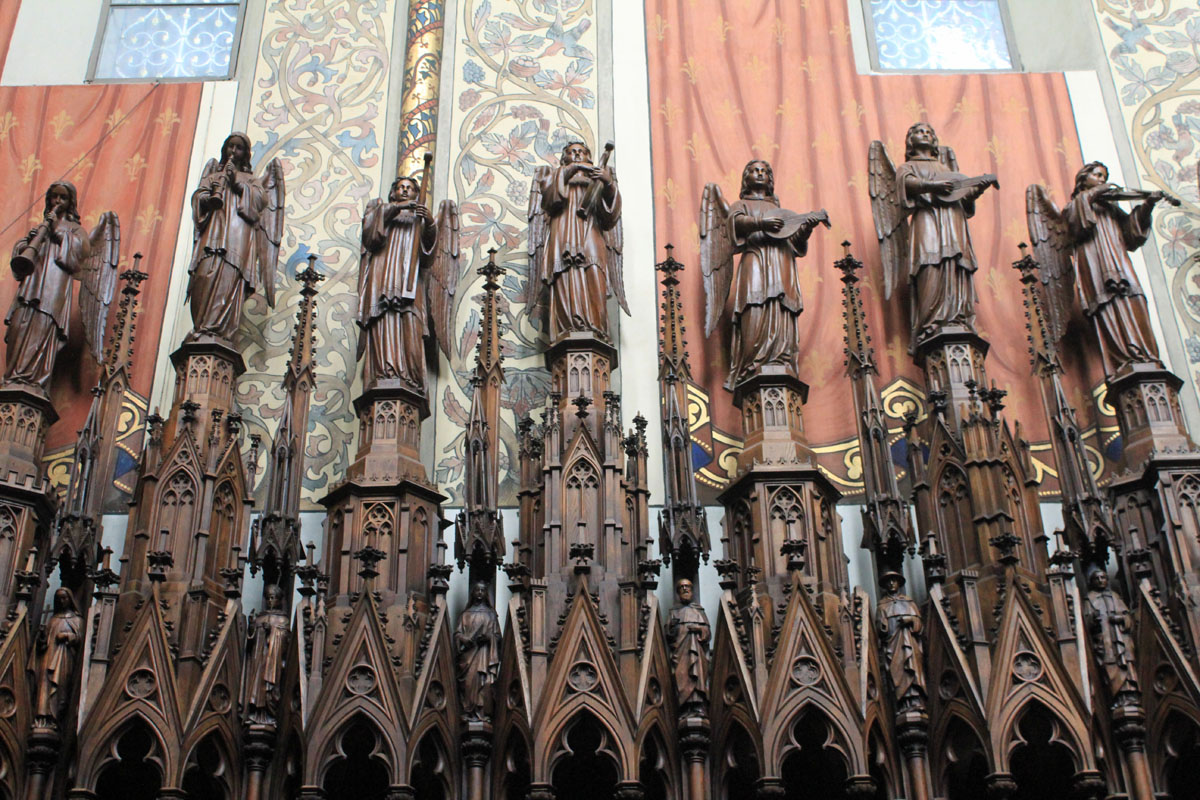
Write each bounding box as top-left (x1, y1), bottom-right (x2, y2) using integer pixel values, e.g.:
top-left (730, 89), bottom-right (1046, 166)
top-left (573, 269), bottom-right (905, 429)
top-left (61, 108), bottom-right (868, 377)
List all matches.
top-left (869, 0), bottom-right (1013, 72)
top-left (94, 2), bottom-right (239, 80)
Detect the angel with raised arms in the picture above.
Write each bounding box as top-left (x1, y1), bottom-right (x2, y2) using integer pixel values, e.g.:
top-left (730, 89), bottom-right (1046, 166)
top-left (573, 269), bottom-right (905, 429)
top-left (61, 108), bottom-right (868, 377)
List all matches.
top-left (528, 140), bottom-right (627, 343)
top-left (700, 159), bottom-right (830, 389)
top-left (187, 132), bottom-right (284, 342)
top-left (1026, 161), bottom-right (1166, 373)
top-left (357, 173), bottom-right (459, 393)
top-left (5, 180), bottom-right (119, 391)
top-left (870, 123), bottom-right (998, 346)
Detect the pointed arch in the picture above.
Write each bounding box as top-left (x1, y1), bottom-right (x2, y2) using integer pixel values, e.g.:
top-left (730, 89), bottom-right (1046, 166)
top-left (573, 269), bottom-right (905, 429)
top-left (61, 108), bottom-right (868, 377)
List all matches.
top-left (1155, 710), bottom-right (1200, 798)
top-left (637, 723), bottom-right (676, 800)
top-left (410, 729), bottom-right (452, 800)
top-left (717, 720), bottom-right (760, 800)
top-left (89, 718), bottom-right (166, 800)
top-left (934, 715), bottom-right (990, 800)
top-left (1007, 702), bottom-right (1078, 800)
top-left (319, 715), bottom-right (392, 800)
top-left (777, 707), bottom-right (852, 799)
top-left (181, 731), bottom-right (234, 800)
top-left (935, 463), bottom-right (977, 571)
top-left (548, 711), bottom-right (621, 800)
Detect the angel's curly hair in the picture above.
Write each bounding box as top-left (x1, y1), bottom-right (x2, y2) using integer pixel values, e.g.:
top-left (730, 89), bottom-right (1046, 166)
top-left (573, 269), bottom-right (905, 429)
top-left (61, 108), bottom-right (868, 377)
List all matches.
top-left (44, 181), bottom-right (80, 223)
top-left (739, 160), bottom-right (778, 203)
top-left (389, 176), bottom-right (421, 200)
top-left (1072, 161), bottom-right (1108, 198)
top-left (560, 141), bottom-right (592, 165)
top-left (904, 122), bottom-right (939, 160)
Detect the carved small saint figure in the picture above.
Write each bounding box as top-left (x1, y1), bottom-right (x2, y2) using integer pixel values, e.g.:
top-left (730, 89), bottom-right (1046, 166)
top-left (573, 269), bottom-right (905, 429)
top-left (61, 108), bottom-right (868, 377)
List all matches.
top-left (455, 581), bottom-right (502, 721)
top-left (1027, 162), bottom-right (1167, 371)
top-left (31, 588), bottom-right (82, 724)
top-left (357, 174), bottom-right (459, 393)
top-left (700, 160), bottom-right (830, 389)
top-left (188, 132), bottom-right (284, 342)
top-left (1083, 568), bottom-right (1139, 701)
top-left (528, 141), bottom-right (628, 342)
top-left (870, 123), bottom-right (998, 345)
top-left (877, 571), bottom-right (926, 710)
top-left (667, 578), bottom-right (711, 710)
top-left (6, 181), bottom-right (119, 389)
top-left (245, 584), bottom-right (291, 725)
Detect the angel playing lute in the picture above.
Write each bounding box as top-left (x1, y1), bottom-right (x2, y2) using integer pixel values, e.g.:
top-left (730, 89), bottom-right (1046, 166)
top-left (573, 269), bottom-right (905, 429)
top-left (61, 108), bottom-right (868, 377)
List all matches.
top-left (1026, 162), bottom-right (1166, 373)
top-left (5, 180), bottom-right (119, 391)
top-left (528, 141), bottom-right (627, 343)
top-left (869, 123), bottom-right (998, 347)
top-left (357, 173), bottom-right (459, 393)
top-left (187, 132), bottom-right (284, 342)
top-left (699, 159), bottom-right (829, 390)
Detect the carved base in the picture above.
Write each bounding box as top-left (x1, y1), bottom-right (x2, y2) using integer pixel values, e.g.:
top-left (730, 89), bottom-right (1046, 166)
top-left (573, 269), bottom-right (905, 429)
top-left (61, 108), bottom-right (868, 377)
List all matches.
top-left (912, 325), bottom-right (989, 428)
top-left (0, 383), bottom-right (56, 490)
top-left (165, 336), bottom-right (246, 453)
top-left (731, 366), bottom-right (814, 472)
top-left (347, 385), bottom-right (430, 483)
top-left (1106, 362), bottom-right (1194, 469)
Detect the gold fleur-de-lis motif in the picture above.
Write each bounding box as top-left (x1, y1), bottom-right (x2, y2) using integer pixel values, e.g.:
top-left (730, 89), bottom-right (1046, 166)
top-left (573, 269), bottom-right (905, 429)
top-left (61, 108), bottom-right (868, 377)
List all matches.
top-left (885, 334), bottom-right (905, 368)
top-left (811, 131), bottom-right (836, 156)
top-left (986, 267), bottom-right (1003, 300)
top-left (1000, 96), bottom-right (1029, 116)
top-left (952, 97), bottom-right (980, 117)
top-left (722, 167), bottom-right (742, 192)
top-left (681, 57), bottom-right (703, 85)
top-left (771, 18), bottom-right (789, 45)
top-left (0, 111), bottom-right (15, 143)
top-left (105, 109), bottom-right (128, 132)
top-left (711, 16), bottom-right (732, 43)
top-left (841, 99), bottom-right (866, 126)
top-left (903, 99), bottom-right (927, 120)
top-left (848, 171), bottom-right (868, 190)
top-left (986, 135), bottom-right (1006, 166)
top-left (72, 155), bottom-right (95, 181)
top-left (1054, 136), bottom-right (1074, 165)
top-left (684, 134), bottom-right (710, 162)
top-left (661, 177), bottom-right (679, 209)
top-left (659, 98), bottom-right (682, 128)
top-left (751, 134), bottom-right (779, 156)
top-left (83, 211), bottom-right (101, 230)
top-left (124, 153), bottom-right (149, 182)
top-left (1003, 217), bottom-right (1025, 243)
top-left (745, 54), bottom-right (767, 81)
top-left (799, 57), bottom-right (820, 83)
top-left (777, 99), bottom-right (801, 124)
top-left (49, 110), bottom-right (73, 141)
top-left (788, 174), bottom-right (814, 197)
top-left (830, 22), bottom-right (852, 44)
top-left (137, 204), bottom-right (163, 235)
top-left (156, 109), bottom-right (181, 137)
top-left (653, 14), bottom-right (669, 42)
top-left (19, 154), bottom-right (42, 184)
top-left (714, 98), bottom-right (742, 119)
top-left (687, 221), bottom-right (700, 245)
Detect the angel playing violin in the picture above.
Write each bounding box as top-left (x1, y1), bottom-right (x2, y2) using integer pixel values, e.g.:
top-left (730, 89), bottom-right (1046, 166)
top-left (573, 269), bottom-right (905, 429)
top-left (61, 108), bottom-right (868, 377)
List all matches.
top-left (5, 180), bottom-right (119, 391)
top-left (528, 141), bottom-right (627, 343)
top-left (1026, 162), bottom-right (1166, 373)
top-left (870, 123), bottom-right (998, 347)
top-left (187, 132), bottom-right (284, 342)
top-left (699, 159), bottom-right (830, 390)
top-left (357, 174), bottom-right (459, 393)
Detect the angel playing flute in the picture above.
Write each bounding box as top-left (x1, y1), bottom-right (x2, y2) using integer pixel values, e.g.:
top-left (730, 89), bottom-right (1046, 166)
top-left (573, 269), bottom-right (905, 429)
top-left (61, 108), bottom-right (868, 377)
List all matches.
top-left (5, 180), bottom-right (119, 390)
top-left (1026, 162), bottom-right (1166, 373)
top-left (870, 123), bottom-right (999, 347)
top-left (699, 159), bottom-right (830, 389)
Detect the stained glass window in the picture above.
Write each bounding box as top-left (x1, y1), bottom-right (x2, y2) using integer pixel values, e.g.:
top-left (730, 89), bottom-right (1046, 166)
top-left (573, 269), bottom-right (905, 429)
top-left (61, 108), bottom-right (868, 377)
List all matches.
top-left (867, 0), bottom-right (1015, 72)
top-left (92, 0), bottom-right (241, 81)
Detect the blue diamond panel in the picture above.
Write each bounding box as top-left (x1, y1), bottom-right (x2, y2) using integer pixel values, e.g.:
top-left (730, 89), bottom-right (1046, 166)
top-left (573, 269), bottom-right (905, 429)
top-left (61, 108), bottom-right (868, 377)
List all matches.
top-left (870, 0), bottom-right (1013, 71)
top-left (94, 3), bottom-right (239, 80)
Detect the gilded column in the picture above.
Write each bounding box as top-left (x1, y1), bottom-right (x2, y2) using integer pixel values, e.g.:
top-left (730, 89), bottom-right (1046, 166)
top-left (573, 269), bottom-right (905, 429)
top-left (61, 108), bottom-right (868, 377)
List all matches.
top-left (397, 0), bottom-right (446, 176)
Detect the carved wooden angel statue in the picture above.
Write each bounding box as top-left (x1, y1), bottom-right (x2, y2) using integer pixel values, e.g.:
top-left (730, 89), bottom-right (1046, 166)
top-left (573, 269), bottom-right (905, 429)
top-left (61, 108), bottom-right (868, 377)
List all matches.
top-left (1026, 161), bottom-right (1167, 372)
top-left (700, 159), bottom-right (830, 389)
top-left (528, 140), bottom-right (628, 342)
top-left (358, 173), bottom-right (459, 392)
top-left (188, 132), bottom-right (284, 342)
top-left (870, 123), bottom-right (998, 346)
top-left (5, 180), bottom-right (119, 391)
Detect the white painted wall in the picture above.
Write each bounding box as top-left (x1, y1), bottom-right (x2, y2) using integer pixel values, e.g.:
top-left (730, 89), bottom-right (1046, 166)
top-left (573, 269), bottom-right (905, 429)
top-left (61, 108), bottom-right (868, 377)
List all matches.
top-left (3, 0), bottom-right (103, 86)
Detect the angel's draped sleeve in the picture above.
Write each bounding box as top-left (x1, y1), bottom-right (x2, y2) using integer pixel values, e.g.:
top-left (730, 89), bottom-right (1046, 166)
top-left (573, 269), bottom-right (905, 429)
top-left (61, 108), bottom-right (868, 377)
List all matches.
top-left (10, 219), bottom-right (86, 334)
top-left (895, 160), bottom-right (976, 274)
top-left (1066, 187), bottom-right (1152, 313)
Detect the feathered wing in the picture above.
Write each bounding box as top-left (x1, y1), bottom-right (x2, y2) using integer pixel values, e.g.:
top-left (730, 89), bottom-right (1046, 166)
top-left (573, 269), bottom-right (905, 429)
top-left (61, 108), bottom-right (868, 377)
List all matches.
top-left (939, 144), bottom-right (959, 174)
top-left (526, 165), bottom-right (552, 329)
top-left (868, 140), bottom-right (906, 300)
top-left (603, 166), bottom-right (628, 315)
top-left (79, 212), bottom-right (121, 364)
top-left (427, 199), bottom-right (461, 360)
top-left (699, 182), bottom-right (733, 337)
top-left (255, 157), bottom-right (285, 309)
top-left (1025, 184), bottom-right (1076, 343)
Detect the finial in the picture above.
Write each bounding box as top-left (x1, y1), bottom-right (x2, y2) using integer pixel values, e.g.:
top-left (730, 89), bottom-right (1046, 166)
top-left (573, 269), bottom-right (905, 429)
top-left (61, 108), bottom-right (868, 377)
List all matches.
top-left (656, 244), bottom-right (684, 283)
top-left (297, 252), bottom-right (325, 292)
top-left (572, 394), bottom-right (593, 420)
top-left (479, 247), bottom-right (505, 285)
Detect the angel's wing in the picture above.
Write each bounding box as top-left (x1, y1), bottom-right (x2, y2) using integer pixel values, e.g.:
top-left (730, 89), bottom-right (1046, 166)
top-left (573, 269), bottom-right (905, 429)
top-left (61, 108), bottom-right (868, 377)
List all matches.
top-left (699, 182), bottom-right (733, 337)
top-left (604, 166), bottom-right (628, 316)
top-left (427, 199), bottom-right (461, 360)
top-left (79, 212), bottom-right (120, 364)
top-left (526, 165), bottom-right (552, 328)
top-left (255, 157), bottom-right (285, 309)
top-left (939, 145), bottom-right (960, 174)
top-left (868, 140), bottom-right (906, 299)
top-left (1025, 184), bottom-right (1076, 343)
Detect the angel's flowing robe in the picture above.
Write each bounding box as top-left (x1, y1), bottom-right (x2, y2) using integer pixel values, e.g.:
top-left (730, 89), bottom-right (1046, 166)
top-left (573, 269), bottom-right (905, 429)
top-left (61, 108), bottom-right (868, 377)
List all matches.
top-left (358, 202), bottom-right (438, 391)
top-left (726, 198), bottom-right (812, 389)
top-left (1065, 188), bottom-right (1159, 371)
top-left (897, 157), bottom-right (979, 340)
top-left (5, 219), bottom-right (84, 387)
top-left (189, 166), bottom-right (268, 341)
top-left (535, 166), bottom-right (621, 341)
top-left (455, 599), bottom-right (502, 721)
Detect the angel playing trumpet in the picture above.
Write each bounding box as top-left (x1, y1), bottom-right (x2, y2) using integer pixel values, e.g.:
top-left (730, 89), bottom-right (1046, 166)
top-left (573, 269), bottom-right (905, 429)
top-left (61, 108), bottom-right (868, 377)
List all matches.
top-left (699, 159), bottom-right (829, 389)
top-left (5, 180), bottom-right (119, 390)
top-left (187, 132), bottom-right (284, 343)
top-left (1026, 162), bottom-right (1171, 373)
top-left (869, 122), bottom-right (998, 347)
top-left (357, 166), bottom-right (459, 393)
